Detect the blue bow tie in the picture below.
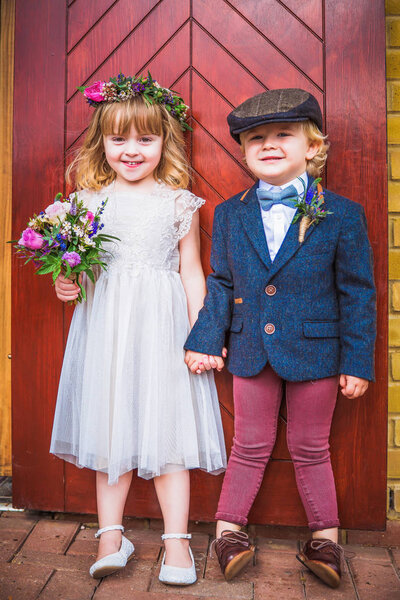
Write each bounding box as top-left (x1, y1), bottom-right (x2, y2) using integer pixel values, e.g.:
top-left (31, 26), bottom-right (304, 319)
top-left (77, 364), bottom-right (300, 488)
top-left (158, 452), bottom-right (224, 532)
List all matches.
top-left (256, 185), bottom-right (298, 211)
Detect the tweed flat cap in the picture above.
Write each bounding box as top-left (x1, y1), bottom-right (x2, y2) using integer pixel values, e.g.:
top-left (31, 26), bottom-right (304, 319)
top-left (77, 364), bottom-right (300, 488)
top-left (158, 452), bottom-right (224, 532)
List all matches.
top-left (228, 88), bottom-right (323, 143)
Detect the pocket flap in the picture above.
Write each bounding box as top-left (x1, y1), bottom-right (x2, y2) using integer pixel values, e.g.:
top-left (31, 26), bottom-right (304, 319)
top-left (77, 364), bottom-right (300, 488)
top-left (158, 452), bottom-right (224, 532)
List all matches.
top-left (230, 316), bottom-right (243, 333)
top-left (303, 321), bottom-right (339, 338)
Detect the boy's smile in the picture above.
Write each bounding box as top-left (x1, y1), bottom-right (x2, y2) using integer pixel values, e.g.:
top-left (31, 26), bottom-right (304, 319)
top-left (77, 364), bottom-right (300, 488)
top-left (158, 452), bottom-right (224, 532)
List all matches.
top-left (240, 122), bottom-right (319, 186)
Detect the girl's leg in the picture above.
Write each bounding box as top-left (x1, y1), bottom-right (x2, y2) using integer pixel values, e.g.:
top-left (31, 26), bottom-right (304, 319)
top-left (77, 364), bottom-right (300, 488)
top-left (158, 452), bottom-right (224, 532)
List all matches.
top-left (216, 365), bottom-right (283, 535)
top-left (286, 376), bottom-right (340, 535)
top-left (96, 470), bottom-right (133, 560)
top-left (153, 470), bottom-right (192, 567)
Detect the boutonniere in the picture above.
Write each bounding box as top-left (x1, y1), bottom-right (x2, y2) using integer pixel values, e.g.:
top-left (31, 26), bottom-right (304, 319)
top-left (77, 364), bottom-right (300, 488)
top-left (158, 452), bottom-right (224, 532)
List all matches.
top-left (293, 178), bottom-right (333, 243)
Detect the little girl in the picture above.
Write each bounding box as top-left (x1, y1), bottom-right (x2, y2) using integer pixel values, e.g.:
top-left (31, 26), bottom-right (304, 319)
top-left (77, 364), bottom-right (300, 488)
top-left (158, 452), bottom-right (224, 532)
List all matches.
top-left (50, 73), bottom-right (226, 585)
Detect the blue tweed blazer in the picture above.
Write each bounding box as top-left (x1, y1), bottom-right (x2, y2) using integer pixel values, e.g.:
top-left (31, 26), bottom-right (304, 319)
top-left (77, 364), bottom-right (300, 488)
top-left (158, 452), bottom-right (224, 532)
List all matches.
top-left (185, 179), bottom-right (376, 381)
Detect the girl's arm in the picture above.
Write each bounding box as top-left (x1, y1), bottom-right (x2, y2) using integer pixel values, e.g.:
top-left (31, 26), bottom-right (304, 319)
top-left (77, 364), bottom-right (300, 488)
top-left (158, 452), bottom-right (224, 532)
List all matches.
top-left (179, 211), bottom-right (224, 372)
top-left (179, 210), bottom-right (205, 328)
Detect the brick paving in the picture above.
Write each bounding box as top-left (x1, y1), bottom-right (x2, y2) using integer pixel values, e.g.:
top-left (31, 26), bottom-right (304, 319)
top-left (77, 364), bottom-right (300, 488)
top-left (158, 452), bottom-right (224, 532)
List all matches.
top-left (0, 510), bottom-right (399, 600)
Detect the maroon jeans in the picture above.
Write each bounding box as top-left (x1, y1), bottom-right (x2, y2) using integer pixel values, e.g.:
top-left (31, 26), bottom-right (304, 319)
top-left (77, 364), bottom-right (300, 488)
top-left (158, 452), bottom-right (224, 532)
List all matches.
top-left (215, 364), bottom-right (340, 531)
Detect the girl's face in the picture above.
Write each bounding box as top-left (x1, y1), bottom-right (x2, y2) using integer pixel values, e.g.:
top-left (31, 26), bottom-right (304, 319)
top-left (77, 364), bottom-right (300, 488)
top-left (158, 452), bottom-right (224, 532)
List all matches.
top-left (103, 123), bottom-right (163, 189)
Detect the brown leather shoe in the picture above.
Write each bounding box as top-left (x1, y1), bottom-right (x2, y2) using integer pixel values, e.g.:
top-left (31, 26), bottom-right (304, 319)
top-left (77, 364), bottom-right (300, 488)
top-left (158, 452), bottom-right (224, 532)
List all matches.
top-left (296, 538), bottom-right (343, 588)
top-left (213, 530), bottom-right (255, 581)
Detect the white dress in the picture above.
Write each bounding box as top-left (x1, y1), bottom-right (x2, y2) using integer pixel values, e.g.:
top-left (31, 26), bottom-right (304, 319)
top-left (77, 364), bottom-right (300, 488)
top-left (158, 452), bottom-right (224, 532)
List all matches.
top-left (50, 181), bottom-right (226, 484)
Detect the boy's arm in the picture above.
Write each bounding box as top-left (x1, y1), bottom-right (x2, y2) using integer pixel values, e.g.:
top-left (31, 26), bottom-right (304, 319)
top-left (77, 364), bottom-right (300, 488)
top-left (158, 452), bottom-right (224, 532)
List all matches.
top-left (335, 202), bottom-right (376, 382)
top-left (184, 205), bottom-right (233, 356)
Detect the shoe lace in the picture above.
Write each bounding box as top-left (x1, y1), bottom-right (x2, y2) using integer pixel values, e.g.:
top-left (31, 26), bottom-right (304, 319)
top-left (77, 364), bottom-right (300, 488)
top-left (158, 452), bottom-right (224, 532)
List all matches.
top-left (309, 539), bottom-right (345, 566)
top-left (209, 530), bottom-right (249, 558)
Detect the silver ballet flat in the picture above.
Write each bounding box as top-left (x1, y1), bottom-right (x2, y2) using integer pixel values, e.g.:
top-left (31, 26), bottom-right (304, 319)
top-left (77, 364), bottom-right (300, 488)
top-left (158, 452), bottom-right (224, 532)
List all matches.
top-left (89, 524), bottom-right (135, 579)
top-left (158, 533), bottom-right (197, 586)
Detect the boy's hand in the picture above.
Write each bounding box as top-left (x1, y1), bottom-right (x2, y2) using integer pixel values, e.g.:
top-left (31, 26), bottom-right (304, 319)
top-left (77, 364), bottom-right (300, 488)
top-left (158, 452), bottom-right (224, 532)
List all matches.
top-left (55, 274), bottom-right (80, 302)
top-left (185, 348), bottom-right (227, 374)
top-left (339, 374), bottom-right (369, 399)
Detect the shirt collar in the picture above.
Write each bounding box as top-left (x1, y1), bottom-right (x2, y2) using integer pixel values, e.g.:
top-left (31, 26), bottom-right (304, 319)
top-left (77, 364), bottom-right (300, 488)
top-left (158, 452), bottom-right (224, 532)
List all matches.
top-left (259, 172), bottom-right (308, 197)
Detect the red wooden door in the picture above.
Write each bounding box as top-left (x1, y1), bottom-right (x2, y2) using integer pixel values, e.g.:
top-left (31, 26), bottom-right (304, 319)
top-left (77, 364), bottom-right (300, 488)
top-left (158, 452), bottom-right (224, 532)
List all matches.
top-left (12, 0), bottom-right (387, 529)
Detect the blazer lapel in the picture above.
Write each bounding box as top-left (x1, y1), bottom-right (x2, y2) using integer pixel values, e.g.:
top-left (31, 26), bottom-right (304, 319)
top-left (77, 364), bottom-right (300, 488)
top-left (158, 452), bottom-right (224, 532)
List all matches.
top-left (239, 184), bottom-right (272, 269)
top-left (266, 176), bottom-right (317, 281)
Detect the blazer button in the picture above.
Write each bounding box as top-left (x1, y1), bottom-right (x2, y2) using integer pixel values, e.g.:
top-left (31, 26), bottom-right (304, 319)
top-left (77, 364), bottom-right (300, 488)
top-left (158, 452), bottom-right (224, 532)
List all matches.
top-left (264, 323), bottom-right (275, 335)
top-left (265, 285), bottom-right (276, 296)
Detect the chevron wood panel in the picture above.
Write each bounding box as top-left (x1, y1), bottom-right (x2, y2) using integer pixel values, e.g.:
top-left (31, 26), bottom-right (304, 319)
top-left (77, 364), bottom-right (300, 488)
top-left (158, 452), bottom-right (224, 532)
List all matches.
top-left (68, 0), bottom-right (116, 51)
top-left (229, 0), bottom-right (323, 86)
top-left (192, 24), bottom-right (266, 108)
top-left (193, 174), bottom-right (224, 236)
top-left (193, 0), bottom-right (323, 98)
top-left (192, 71), bottom-right (246, 166)
top-left (67, 0), bottom-right (160, 98)
top-left (192, 122), bottom-right (254, 199)
top-left (281, 0), bottom-right (322, 37)
top-left (66, 15), bottom-right (190, 148)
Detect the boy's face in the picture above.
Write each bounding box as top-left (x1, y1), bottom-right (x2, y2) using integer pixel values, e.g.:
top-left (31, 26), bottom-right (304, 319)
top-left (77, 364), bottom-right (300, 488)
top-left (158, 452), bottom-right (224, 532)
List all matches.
top-left (240, 122), bottom-right (319, 186)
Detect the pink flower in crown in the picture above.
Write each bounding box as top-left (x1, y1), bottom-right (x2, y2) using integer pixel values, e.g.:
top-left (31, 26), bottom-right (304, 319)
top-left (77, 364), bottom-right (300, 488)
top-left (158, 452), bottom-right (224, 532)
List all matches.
top-left (18, 228), bottom-right (44, 250)
top-left (86, 211), bottom-right (95, 223)
top-left (84, 81), bottom-right (105, 103)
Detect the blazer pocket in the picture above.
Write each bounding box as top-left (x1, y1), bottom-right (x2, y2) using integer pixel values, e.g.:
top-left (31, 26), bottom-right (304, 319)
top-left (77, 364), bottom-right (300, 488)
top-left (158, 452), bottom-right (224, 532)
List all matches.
top-left (303, 321), bottom-right (339, 338)
top-left (230, 316), bottom-right (243, 333)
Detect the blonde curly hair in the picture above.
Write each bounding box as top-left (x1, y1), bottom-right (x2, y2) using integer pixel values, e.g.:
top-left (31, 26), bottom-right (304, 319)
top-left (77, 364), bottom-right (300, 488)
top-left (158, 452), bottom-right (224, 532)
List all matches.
top-left (301, 120), bottom-right (329, 177)
top-left (66, 96), bottom-right (190, 190)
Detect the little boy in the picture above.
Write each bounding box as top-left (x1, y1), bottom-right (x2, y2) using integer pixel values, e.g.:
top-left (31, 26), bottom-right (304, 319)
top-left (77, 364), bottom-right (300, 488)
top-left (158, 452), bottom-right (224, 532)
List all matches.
top-left (185, 89), bottom-right (376, 588)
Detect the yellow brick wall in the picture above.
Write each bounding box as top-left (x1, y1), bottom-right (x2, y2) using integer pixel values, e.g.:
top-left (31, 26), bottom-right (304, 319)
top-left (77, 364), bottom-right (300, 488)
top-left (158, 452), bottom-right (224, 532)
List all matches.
top-left (387, 0), bottom-right (400, 519)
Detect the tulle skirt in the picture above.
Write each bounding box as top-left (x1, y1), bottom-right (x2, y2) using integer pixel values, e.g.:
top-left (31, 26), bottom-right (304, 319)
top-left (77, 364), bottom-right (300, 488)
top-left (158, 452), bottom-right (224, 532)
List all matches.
top-left (50, 267), bottom-right (227, 484)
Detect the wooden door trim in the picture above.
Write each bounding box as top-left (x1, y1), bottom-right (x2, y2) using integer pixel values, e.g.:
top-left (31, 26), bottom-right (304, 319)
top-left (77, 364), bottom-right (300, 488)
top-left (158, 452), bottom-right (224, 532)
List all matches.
top-left (0, 0), bottom-right (15, 476)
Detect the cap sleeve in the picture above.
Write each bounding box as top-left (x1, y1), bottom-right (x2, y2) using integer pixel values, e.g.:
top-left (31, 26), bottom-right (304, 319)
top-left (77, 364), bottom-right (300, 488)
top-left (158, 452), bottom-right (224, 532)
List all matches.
top-left (174, 190), bottom-right (205, 240)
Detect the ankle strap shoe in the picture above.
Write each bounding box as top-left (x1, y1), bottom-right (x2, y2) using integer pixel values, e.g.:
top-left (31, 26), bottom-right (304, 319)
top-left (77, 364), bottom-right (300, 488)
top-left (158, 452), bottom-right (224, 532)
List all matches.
top-left (90, 524), bottom-right (135, 579)
top-left (158, 533), bottom-right (197, 586)
top-left (296, 538), bottom-right (343, 588)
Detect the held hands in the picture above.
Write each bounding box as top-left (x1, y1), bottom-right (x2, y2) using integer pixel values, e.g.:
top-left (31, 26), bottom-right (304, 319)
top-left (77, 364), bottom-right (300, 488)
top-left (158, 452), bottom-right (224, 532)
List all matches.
top-left (185, 348), bottom-right (228, 374)
top-left (55, 274), bottom-right (81, 302)
top-left (339, 374), bottom-right (369, 399)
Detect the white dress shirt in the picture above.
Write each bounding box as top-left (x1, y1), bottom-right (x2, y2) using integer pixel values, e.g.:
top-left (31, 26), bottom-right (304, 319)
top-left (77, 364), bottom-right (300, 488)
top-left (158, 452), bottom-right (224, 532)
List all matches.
top-left (258, 172), bottom-right (308, 262)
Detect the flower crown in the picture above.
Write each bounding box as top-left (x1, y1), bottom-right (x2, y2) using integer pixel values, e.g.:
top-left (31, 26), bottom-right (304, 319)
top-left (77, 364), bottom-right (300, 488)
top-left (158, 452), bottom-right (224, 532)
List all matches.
top-left (78, 72), bottom-right (191, 131)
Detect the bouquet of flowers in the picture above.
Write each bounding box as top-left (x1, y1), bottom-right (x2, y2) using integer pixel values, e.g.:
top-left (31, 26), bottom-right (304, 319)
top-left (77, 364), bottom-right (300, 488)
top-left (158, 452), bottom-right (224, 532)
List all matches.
top-left (11, 192), bottom-right (118, 302)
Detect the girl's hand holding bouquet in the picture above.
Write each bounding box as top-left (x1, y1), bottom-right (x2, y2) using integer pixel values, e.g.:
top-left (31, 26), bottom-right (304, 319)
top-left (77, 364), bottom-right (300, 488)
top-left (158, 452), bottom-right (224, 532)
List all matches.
top-left (11, 192), bottom-right (118, 302)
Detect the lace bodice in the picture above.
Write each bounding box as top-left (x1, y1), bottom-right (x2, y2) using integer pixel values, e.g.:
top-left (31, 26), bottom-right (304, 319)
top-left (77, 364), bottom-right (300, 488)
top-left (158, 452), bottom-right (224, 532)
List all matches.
top-left (75, 182), bottom-right (204, 273)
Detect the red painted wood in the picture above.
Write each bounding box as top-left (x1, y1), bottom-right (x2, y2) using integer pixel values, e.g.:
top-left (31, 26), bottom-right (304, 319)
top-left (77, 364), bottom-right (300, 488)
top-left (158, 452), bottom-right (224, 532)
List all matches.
top-left (229, 0), bottom-right (323, 87)
top-left (192, 24), bottom-right (266, 107)
top-left (193, 0), bottom-right (323, 100)
top-left (12, 0), bottom-right (66, 511)
top-left (281, 0), bottom-right (322, 38)
top-left (13, 0), bottom-right (387, 528)
top-left (67, 0), bottom-right (159, 98)
top-left (68, 0), bottom-right (116, 51)
top-left (192, 122), bottom-right (254, 200)
top-left (325, 0), bottom-right (387, 529)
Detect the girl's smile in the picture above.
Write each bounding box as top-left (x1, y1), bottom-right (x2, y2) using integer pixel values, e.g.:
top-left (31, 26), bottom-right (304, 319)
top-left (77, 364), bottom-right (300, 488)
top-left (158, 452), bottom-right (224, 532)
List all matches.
top-left (103, 125), bottom-right (163, 191)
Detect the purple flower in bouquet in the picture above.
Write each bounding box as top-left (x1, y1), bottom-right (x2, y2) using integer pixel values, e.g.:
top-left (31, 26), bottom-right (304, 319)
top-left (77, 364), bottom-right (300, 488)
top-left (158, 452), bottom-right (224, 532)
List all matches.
top-left (62, 251), bottom-right (81, 268)
top-left (18, 228), bottom-right (44, 250)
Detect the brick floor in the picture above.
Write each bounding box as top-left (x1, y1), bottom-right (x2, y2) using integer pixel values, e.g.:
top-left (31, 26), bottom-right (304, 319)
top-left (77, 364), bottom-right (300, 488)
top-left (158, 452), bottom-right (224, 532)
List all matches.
top-left (0, 511), bottom-right (399, 600)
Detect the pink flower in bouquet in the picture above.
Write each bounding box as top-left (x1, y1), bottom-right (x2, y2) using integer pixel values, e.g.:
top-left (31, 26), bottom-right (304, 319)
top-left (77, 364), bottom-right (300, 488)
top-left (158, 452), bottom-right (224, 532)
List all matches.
top-left (62, 251), bottom-right (81, 268)
top-left (84, 81), bottom-right (105, 102)
top-left (86, 211), bottom-right (95, 223)
top-left (18, 228), bottom-right (44, 250)
top-left (45, 200), bottom-right (71, 224)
